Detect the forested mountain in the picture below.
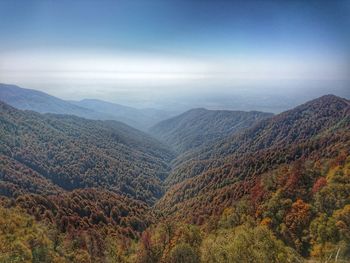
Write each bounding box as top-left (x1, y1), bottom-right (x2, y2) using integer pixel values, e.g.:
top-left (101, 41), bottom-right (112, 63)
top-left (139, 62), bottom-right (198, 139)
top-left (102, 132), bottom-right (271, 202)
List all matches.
top-left (0, 83), bottom-right (175, 130)
top-left (72, 99), bottom-right (175, 131)
top-left (0, 100), bottom-right (177, 261)
top-left (150, 108), bottom-right (272, 153)
top-left (1, 95), bottom-right (350, 262)
top-left (158, 95), bottom-right (350, 216)
top-left (0, 101), bottom-right (175, 204)
top-left (146, 95), bottom-right (350, 261)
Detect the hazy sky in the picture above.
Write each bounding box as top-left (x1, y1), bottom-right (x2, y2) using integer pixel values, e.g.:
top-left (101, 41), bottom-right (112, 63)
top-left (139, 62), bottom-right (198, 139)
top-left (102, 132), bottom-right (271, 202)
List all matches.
top-left (0, 0), bottom-right (349, 108)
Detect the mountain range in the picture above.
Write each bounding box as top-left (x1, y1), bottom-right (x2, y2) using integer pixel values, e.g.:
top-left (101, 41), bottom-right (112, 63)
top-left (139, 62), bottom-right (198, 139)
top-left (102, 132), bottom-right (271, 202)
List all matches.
top-left (158, 95), bottom-right (350, 218)
top-left (0, 84), bottom-right (349, 262)
top-left (0, 83), bottom-right (175, 130)
top-left (149, 108), bottom-right (273, 154)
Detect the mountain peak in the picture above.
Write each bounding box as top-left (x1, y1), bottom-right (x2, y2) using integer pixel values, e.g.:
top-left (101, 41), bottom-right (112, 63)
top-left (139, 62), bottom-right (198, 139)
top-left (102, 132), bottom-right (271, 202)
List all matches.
top-left (304, 94), bottom-right (349, 107)
top-left (277, 94), bottom-right (350, 120)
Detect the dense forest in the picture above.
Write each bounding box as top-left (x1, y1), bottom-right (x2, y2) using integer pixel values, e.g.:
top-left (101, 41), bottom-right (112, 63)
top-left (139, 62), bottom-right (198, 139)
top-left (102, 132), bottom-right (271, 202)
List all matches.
top-left (0, 101), bottom-right (174, 204)
top-left (0, 94), bottom-right (349, 262)
top-left (149, 108), bottom-right (272, 154)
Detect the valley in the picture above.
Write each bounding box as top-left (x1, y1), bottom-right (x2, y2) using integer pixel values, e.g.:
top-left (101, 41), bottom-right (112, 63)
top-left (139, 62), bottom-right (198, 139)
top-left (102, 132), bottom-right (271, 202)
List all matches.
top-left (1, 1), bottom-right (349, 262)
top-left (0, 85), bottom-right (349, 262)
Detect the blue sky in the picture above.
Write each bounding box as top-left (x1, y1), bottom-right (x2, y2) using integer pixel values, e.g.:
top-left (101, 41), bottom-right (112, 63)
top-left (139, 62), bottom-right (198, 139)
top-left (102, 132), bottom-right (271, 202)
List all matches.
top-left (0, 0), bottom-right (349, 105)
top-left (1, 0), bottom-right (349, 55)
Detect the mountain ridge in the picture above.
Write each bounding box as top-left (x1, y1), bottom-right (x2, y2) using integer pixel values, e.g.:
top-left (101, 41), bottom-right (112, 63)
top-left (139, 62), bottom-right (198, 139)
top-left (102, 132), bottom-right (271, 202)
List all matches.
top-left (0, 83), bottom-right (176, 131)
top-left (150, 107), bottom-right (273, 154)
top-left (0, 100), bottom-right (175, 204)
top-left (1, 92), bottom-right (350, 262)
top-left (157, 94), bottom-right (350, 219)
top-left (71, 98), bottom-right (175, 130)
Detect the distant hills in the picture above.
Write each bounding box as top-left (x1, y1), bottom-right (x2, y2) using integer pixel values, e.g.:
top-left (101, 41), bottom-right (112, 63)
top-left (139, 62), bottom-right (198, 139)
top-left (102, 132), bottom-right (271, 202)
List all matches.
top-left (71, 98), bottom-right (174, 131)
top-left (0, 83), bottom-right (99, 117)
top-left (0, 83), bottom-right (175, 130)
top-left (150, 108), bottom-right (273, 154)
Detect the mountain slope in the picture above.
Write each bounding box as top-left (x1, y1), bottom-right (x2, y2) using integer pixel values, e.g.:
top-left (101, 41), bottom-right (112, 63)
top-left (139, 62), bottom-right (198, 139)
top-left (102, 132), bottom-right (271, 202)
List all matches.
top-left (150, 108), bottom-right (272, 154)
top-left (0, 83), bottom-right (175, 130)
top-left (1, 94), bottom-right (349, 262)
top-left (157, 95), bottom-right (350, 220)
top-left (72, 99), bottom-right (175, 131)
top-left (0, 83), bottom-right (103, 118)
top-left (0, 101), bottom-right (175, 204)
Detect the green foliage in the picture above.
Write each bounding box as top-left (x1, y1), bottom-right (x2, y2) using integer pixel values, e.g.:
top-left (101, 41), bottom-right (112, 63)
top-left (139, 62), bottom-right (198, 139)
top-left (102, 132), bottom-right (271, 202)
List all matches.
top-left (218, 199), bottom-right (255, 229)
top-left (261, 189), bottom-right (292, 227)
top-left (201, 224), bottom-right (302, 263)
top-left (105, 236), bottom-right (135, 263)
top-left (169, 243), bottom-right (200, 263)
top-left (310, 214), bottom-right (339, 245)
top-left (0, 205), bottom-right (63, 263)
top-left (334, 204), bottom-right (350, 242)
top-left (314, 163), bottom-right (350, 215)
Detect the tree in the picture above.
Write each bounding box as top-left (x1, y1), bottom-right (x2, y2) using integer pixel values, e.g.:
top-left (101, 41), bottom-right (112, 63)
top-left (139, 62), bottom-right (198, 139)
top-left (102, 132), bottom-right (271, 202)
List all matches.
top-left (0, 205), bottom-right (64, 263)
top-left (169, 243), bottom-right (200, 263)
top-left (201, 224), bottom-right (301, 263)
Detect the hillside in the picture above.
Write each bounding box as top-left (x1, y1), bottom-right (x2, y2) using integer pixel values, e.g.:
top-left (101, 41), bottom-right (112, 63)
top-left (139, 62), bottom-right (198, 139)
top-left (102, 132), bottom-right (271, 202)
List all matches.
top-left (0, 83), bottom-right (175, 130)
top-left (0, 83), bottom-right (103, 118)
top-left (150, 108), bottom-right (272, 154)
top-left (0, 101), bottom-right (175, 204)
top-left (0, 188), bottom-right (157, 261)
top-left (158, 95), bottom-right (350, 216)
top-left (1, 95), bottom-right (349, 262)
top-left (72, 99), bottom-right (175, 131)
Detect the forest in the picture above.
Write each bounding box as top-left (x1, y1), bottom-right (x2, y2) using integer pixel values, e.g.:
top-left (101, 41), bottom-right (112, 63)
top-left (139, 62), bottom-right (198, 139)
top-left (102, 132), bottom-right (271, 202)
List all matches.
top-left (0, 94), bottom-right (349, 262)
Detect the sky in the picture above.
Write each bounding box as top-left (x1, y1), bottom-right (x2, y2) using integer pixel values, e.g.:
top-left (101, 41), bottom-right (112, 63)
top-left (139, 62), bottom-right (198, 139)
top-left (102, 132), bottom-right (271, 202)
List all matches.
top-left (0, 0), bottom-right (349, 110)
